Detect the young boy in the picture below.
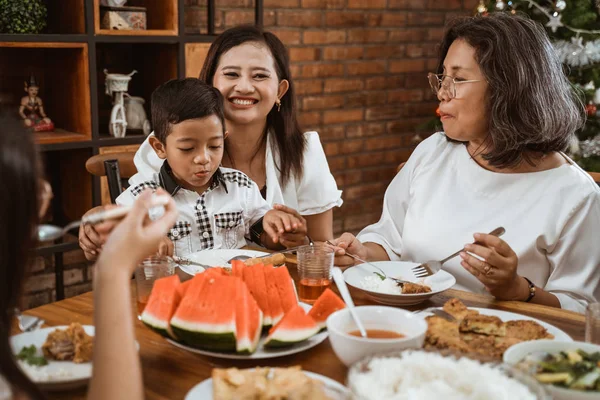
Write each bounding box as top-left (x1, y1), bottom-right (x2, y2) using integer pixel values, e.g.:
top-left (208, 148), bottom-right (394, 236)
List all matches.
top-left (116, 78), bottom-right (306, 257)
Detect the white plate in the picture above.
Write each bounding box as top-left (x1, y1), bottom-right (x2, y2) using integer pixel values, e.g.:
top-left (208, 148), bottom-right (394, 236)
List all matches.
top-left (10, 325), bottom-right (94, 391)
top-left (167, 303), bottom-right (328, 360)
top-left (179, 249), bottom-right (269, 275)
top-left (343, 261), bottom-right (456, 306)
top-left (425, 307), bottom-right (572, 342)
top-left (184, 370), bottom-right (349, 400)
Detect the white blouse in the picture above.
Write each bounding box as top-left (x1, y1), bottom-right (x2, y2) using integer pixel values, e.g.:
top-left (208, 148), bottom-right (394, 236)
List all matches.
top-left (132, 131), bottom-right (343, 215)
top-left (358, 132), bottom-right (600, 313)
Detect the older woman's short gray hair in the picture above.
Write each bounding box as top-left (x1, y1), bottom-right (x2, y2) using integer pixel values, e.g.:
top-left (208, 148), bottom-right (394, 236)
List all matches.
top-left (437, 13), bottom-right (585, 169)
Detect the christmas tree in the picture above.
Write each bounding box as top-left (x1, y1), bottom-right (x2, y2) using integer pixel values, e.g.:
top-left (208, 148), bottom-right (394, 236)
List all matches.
top-left (426, 0), bottom-right (600, 171)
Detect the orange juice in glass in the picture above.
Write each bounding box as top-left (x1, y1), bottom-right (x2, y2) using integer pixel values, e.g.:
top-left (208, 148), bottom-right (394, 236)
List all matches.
top-left (297, 244), bottom-right (334, 304)
top-left (134, 255), bottom-right (175, 317)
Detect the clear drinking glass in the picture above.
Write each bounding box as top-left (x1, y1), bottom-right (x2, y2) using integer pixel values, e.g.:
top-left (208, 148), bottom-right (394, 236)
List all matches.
top-left (296, 244), bottom-right (334, 304)
top-left (585, 302), bottom-right (600, 344)
top-left (134, 255), bottom-right (175, 316)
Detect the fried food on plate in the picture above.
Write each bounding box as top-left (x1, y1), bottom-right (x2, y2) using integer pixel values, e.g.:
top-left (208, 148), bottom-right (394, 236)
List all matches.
top-left (424, 299), bottom-right (554, 360)
top-left (42, 322), bottom-right (93, 363)
top-left (212, 366), bottom-right (331, 400)
top-left (401, 282), bottom-right (432, 294)
top-left (459, 314), bottom-right (506, 337)
top-left (443, 298), bottom-right (479, 322)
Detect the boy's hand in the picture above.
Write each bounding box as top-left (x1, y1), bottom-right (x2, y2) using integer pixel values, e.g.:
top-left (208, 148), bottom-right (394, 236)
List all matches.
top-left (262, 204), bottom-right (307, 249)
top-left (157, 236), bottom-right (174, 257)
top-left (79, 205), bottom-right (119, 261)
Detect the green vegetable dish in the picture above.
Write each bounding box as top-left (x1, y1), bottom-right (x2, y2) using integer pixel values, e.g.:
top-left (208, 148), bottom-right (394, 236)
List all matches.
top-left (17, 345), bottom-right (48, 367)
top-left (517, 349), bottom-right (600, 392)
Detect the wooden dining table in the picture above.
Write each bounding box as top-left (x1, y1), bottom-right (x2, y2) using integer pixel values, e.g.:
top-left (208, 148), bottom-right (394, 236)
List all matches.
top-left (11, 255), bottom-right (586, 400)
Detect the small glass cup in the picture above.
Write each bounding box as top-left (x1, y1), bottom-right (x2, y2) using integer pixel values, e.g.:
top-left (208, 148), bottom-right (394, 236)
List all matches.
top-left (585, 302), bottom-right (600, 344)
top-left (134, 255), bottom-right (175, 317)
top-left (296, 244), bottom-right (334, 304)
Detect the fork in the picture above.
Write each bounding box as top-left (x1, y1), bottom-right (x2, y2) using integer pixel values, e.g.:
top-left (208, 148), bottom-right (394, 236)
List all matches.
top-left (325, 240), bottom-right (410, 286)
top-left (411, 227), bottom-right (506, 278)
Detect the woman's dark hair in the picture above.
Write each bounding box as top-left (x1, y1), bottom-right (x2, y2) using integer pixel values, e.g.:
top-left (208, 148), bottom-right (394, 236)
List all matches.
top-left (438, 13), bottom-right (585, 169)
top-left (0, 115), bottom-right (46, 399)
top-left (151, 78), bottom-right (226, 143)
top-left (199, 25), bottom-right (305, 186)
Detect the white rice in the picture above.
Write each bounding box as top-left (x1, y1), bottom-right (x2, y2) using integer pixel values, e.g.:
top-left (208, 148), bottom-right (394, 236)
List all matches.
top-left (360, 276), bottom-right (405, 294)
top-left (349, 351), bottom-right (537, 400)
top-left (17, 361), bottom-right (73, 382)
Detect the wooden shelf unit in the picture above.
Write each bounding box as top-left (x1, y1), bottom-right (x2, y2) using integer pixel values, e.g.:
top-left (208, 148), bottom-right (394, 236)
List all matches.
top-left (0, 0), bottom-right (263, 226)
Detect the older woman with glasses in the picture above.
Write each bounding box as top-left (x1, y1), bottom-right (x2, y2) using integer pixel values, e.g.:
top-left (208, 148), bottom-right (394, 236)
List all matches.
top-left (331, 13), bottom-right (600, 313)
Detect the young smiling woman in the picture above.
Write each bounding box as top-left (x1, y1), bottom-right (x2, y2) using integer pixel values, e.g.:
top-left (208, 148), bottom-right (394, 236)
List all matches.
top-left (331, 13), bottom-right (600, 313)
top-left (79, 26), bottom-right (341, 259)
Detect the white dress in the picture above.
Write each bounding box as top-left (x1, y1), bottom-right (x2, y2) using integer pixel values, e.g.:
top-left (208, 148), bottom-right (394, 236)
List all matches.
top-left (357, 132), bottom-right (600, 313)
top-left (132, 131), bottom-right (343, 215)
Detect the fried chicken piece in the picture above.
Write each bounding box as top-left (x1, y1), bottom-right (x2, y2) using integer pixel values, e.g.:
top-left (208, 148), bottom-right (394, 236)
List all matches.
top-left (401, 282), bottom-right (432, 294)
top-left (443, 298), bottom-right (479, 322)
top-left (42, 323), bottom-right (93, 363)
top-left (459, 314), bottom-right (506, 336)
top-left (504, 320), bottom-right (554, 341)
top-left (212, 367), bottom-right (331, 400)
top-left (460, 334), bottom-right (504, 360)
top-left (42, 329), bottom-right (74, 360)
top-left (243, 253), bottom-right (286, 267)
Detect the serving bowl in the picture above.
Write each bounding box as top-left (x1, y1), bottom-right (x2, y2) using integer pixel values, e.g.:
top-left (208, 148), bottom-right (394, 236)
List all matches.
top-left (326, 306), bottom-right (427, 366)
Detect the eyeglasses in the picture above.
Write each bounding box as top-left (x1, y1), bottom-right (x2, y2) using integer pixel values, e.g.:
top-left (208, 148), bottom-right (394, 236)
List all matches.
top-left (427, 73), bottom-right (483, 100)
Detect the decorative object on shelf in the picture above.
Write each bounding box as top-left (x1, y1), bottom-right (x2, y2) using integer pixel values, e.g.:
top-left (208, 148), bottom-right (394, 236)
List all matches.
top-left (104, 69), bottom-right (137, 138)
top-left (100, 5), bottom-right (147, 31)
top-left (19, 74), bottom-right (54, 132)
top-left (587, 102), bottom-right (598, 117)
top-left (0, 0), bottom-right (47, 34)
top-left (100, 0), bottom-right (127, 6)
top-left (476, 0), bottom-right (489, 15)
top-left (124, 96), bottom-right (151, 136)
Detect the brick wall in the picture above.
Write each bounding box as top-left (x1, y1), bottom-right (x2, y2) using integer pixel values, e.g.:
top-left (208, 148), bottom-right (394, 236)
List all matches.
top-left (185, 0), bottom-right (479, 234)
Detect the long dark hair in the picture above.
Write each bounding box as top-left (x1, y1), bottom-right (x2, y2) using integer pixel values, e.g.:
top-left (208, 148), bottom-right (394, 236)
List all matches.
top-left (0, 115), bottom-right (46, 399)
top-left (199, 25), bottom-right (305, 186)
top-left (438, 13), bottom-right (584, 169)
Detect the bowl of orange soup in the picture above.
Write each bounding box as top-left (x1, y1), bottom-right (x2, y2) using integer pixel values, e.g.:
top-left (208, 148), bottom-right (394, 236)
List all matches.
top-left (326, 306), bottom-right (427, 366)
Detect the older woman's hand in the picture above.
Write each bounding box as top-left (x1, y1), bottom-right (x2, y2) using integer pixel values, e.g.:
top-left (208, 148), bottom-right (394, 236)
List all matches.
top-left (330, 232), bottom-right (368, 268)
top-left (459, 233), bottom-right (525, 301)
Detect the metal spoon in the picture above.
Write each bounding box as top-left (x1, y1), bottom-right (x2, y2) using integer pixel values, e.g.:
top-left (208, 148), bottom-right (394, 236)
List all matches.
top-left (331, 267), bottom-right (367, 338)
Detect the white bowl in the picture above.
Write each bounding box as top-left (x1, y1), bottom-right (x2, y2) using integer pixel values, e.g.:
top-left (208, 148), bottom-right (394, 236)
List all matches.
top-left (326, 306), bottom-right (427, 366)
top-left (503, 340), bottom-right (600, 400)
top-left (343, 261), bottom-right (456, 306)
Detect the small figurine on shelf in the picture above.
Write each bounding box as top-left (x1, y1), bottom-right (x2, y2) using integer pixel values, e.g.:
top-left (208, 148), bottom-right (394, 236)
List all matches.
top-left (19, 74), bottom-right (54, 132)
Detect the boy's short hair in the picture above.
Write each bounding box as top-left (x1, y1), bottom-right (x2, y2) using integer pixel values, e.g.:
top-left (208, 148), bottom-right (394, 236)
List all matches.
top-left (151, 78), bottom-right (225, 143)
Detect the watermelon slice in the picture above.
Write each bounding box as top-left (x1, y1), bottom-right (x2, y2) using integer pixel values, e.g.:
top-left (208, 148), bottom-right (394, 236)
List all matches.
top-left (234, 278), bottom-right (263, 354)
top-left (176, 279), bottom-right (193, 299)
top-left (242, 264), bottom-right (273, 327)
top-left (269, 265), bottom-right (298, 313)
top-left (263, 264), bottom-right (284, 325)
top-left (231, 260), bottom-right (245, 278)
top-left (264, 305), bottom-right (319, 348)
top-left (170, 275), bottom-right (238, 351)
top-left (307, 288), bottom-right (346, 331)
top-left (141, 275), bottom-right (181, 337)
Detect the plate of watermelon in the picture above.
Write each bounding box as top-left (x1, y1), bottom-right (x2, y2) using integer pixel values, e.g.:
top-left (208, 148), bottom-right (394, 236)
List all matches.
top-left (141, 263), bottom-right (346, 360)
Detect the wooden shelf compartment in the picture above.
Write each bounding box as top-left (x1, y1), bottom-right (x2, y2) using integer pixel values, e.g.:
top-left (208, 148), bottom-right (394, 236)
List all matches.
top-left (185, 42), bottom-right (211, 78)
top-left (40, 148), bottom-right (93, 223)
top-left (94, 0), bottom-right (178, 36)
top-left (0, 43), bottom-right (92, 145)
top-left (96, 42), bottom-right (177, 139)
top-left (46, 0), bottom-right (86, 34)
